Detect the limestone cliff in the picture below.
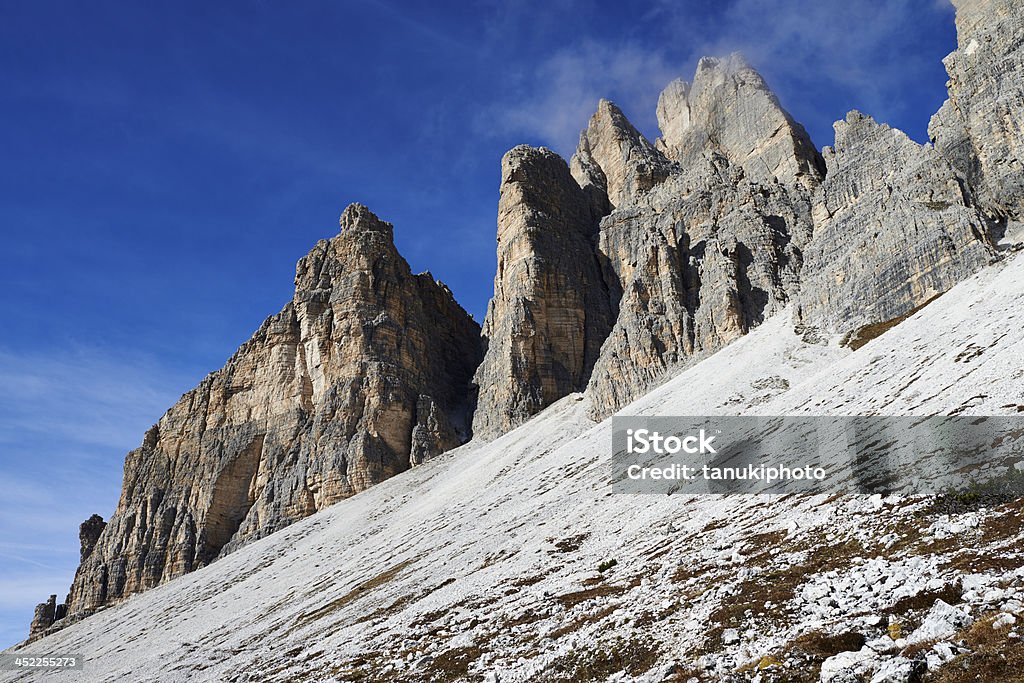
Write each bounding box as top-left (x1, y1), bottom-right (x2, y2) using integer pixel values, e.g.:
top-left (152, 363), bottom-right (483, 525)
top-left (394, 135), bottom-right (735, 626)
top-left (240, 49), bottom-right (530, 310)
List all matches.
top-left (474, 35), bottom-right (1003, 423)
top-left (798, 112), bottom-right (995, 340)
top-left (655, 54), bottom-right (825, 191)
top-left (32, 204), bottom-right (481, 636)
top-left (929, 0), bottom-right (1024, 223)
top-left (574, 57), bottom-right (823, 417)
top-left (471, 146), bottom-right (613, 440)
top-left (585, 155), bottom-right (814, 416)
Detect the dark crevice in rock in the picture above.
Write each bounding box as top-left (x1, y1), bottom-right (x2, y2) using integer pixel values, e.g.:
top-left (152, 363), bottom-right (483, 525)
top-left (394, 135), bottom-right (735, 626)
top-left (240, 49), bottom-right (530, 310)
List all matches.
top-left (199, 434), bottom-right (264, 566)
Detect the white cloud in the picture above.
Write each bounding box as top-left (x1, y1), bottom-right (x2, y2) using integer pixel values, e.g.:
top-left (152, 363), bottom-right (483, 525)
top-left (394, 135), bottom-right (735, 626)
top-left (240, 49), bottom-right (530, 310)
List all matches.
top-left (487, 40), bottom-right (683, 157)
top-left (0, 344), bottom-right (189, 647)
top-left (0, 346), bottom-right (181, 451)
top-left (699, 0), bottom-right (952, 112)
top-left (486, 0), bottom-right (956, 155)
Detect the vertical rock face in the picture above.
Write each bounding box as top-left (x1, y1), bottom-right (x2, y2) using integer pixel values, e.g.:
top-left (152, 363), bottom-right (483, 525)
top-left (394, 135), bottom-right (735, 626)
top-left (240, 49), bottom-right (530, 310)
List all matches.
top-left (585, 156), bottom-right (814, 416)
top-left (929, 0), bottom-right (1024, 222)
top-left (61, 204), bottom-right (482, 617)
top-left (655, 54), bottom-right (826, 191)
top-left (569, 99), bottom-right (674, 210)
top-left (78, 514), bottom-right (106, 563)
top-left (798, 112), bottom-right (995, 339)
top-left (471, 146), bottom-right (614, 440)
top-left (29, 596), bottom-right (59, 640)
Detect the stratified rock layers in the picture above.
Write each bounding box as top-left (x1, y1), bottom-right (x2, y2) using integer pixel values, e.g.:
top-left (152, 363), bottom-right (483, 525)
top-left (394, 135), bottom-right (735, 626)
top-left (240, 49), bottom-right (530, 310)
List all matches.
top-left (798, 112), bottom-right (995, 337)
top-left (586, 157), bottom-right (814, 416)
top-left (471, 146), bottom-right (613, 440)
top-left (64, 204), bottom-right (481, 617)
top-left (655, 54), bottom-right (825, 190)
top-left (930, 0), bottom-right (1024, 222)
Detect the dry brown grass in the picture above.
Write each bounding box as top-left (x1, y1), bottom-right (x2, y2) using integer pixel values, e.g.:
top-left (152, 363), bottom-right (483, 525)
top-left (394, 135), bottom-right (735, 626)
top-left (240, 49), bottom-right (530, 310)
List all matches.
top-left (554, 583), bottom-right (629, 608)
top-left (842, 294), bottom-right (942, 350)
top-left (291, 560), bottom-right (413, 630)
top-left (929, 613), bottom-right (1024, 683)
top-left (701, 539), bottom-right (865, 652)
top-left (534, 637), bottom-right (659, 682)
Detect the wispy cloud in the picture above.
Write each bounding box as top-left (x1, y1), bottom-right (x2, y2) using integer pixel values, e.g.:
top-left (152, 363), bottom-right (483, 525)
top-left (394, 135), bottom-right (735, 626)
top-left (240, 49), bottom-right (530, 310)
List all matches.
top-left (0, 346), bottom-right (180, 452)
top-left (695, 0), bottom-right (955, 124)
top-left (484, 0), bottom-right (956, 155)
top-left (0, 344), bottom-right (187, 648)
top-left (485, 40), bottom-right (683, 158)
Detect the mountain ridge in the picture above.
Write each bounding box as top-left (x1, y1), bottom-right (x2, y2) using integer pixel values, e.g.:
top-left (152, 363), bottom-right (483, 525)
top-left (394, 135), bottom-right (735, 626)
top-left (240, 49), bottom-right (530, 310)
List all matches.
top-left (7, 230), bottom-right (1024, 682)
top-left (22, 0), bottom-right (1024, 657)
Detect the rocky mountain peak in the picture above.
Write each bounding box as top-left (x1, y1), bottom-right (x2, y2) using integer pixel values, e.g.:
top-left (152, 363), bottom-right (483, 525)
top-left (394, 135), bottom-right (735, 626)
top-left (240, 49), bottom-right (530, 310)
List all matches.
top-left (28, 203), bottom-right (483, 640)
top-left (569, 99), bottom-right (672, 211)
top-left (471, 144), bottom-right (613, 440)
top-left (656, 53), bottom-right (825, 190)
top-left (655, 77), bottom-right (691, 143)
top-left (78, 514), bottom-right (105, 564)
top-left (338, 202), bottom-right (393, 236)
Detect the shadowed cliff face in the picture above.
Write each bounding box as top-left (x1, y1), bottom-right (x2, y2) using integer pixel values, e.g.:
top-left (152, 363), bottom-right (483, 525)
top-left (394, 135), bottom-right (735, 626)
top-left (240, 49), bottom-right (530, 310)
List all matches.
top-left (38, 204), bottom-right (482, 631)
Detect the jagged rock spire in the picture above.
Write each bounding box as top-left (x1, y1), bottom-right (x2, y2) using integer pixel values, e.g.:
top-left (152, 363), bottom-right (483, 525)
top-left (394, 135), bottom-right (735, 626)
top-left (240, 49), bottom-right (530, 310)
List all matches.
top-left (471, 145), bottom-right (614, 439)
top-left (338, 202), bottom-right (394, 236)
top-left (655, 53), bottom-right (825, 190)
top-left (569, 99), bottom-right (673, 211)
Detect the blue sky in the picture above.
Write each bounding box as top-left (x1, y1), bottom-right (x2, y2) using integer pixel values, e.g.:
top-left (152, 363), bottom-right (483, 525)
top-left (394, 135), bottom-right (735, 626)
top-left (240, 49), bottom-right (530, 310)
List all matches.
top-left (0, 0), bottom-right (956, 648)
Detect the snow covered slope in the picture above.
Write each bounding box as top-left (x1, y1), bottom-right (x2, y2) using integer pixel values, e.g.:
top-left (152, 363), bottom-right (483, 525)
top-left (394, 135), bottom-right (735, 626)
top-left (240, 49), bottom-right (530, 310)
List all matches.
top-left (5, 252), bottom-right (1024, 682)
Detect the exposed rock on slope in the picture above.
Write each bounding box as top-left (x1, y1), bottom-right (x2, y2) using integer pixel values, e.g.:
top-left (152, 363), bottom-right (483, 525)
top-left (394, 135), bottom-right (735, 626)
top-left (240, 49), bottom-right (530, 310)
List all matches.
top-left (930, 0), bottom-right (1024, 222)
top-left (46, 204), bottom-right (482, 626)
top-left (585, 155), bottom-right (814, 416)
top-left (9, 248), bottom-right (1024, 683)
top-left (797, 111), bottom-right (996, 339)
top-left (655, 54), bottom-right (825, 190)
top-left (27, 597), bottom-right (62, 642)
top-left (472, 146), bottom-right (613, 440)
